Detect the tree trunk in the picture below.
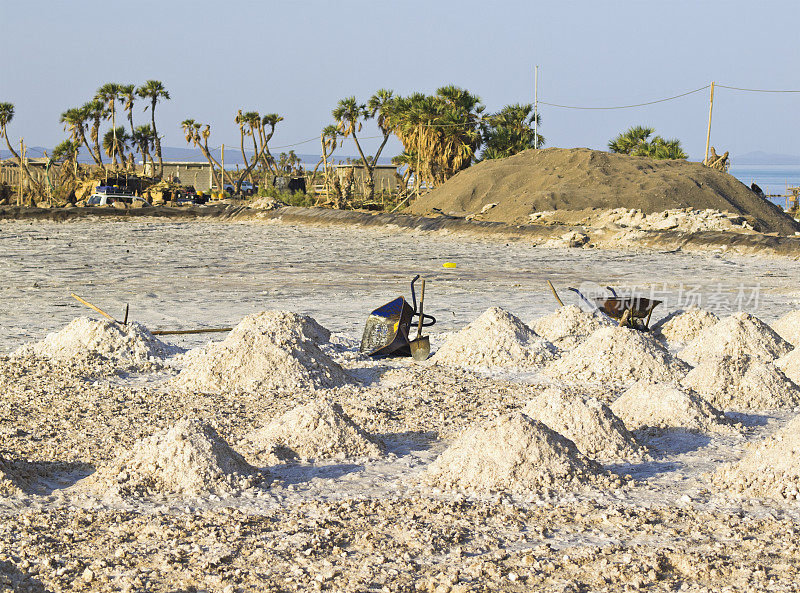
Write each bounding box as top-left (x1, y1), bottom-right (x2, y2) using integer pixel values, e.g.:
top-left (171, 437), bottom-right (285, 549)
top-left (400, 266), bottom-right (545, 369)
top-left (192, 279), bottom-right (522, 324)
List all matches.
top-left (151, 98), bottom-right (163, 178)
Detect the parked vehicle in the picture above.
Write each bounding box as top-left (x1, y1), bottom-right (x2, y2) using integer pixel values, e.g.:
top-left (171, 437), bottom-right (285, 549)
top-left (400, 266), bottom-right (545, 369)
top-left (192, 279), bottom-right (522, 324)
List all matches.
top-left (222, 181), bottom-right (256, 195)
top-left (86, 193), bottom-right (151, 207)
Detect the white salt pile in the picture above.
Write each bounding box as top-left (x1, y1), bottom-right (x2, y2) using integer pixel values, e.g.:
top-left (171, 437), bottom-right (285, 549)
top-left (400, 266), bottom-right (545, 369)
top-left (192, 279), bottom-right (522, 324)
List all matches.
top-left (247, 399), bottom-right (384, 462)
top-left (531, 305), bottom-right (612, 350)
top-left (681, 354), bottom-right (800, 411)
top-left (679, 312), bottom-right (791, 366)
top-left (175, 311), bottom-right (349, 394)
top-left (431, 307), bottom-right (557, 369)
top-left (90, 419), bottom-right (262, 498)
top-left (775, 348), bottom-right (800, 384)
top-left (541, 326), bottom-right (690, 387)
top-left (13, 317), bottom-right (177, 370)
top-left (612, 381), bottom-right (735, 433)
top-left (422, 412), bottom-right (607, 494)
top-left (523, 388), bottom-right (648, 463)
top-left (652, 307), bottom-right (719, 348)
top-left (713, 414), bottom-right (800, 500)
top-left (771, 310), bottom-right (800, 347)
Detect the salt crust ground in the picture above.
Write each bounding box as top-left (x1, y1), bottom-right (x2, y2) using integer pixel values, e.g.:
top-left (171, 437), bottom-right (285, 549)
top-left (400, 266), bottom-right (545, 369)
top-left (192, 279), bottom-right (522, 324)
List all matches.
top-left (612, 381), bottom-right (736, 433)
top-left (713, 413), bottom-right (800, 500)
top-left (522, 387), bottom-right (648, 463)
top-left (679, 311), bottom-right (792, 366)
top-left (651, 307), bottom-right (719, 349)
top-left (12, 317), bottom-right (178, 374)
top-left (541, 325), bottom-right (690, 387)
top-left (422, 412), bottom-right (617, 494)
top-left (246, 398), bottom-right (384, 462)
top-left (771, 309), bottom-right (800, 347)
top-left (430, 306), bottom-right (557, 369)
top-left (174, 310), bottom-right (350, 394)
top-left (87, 419), bottom-right (263, 499)
top-left (530, 304), bottom-right (612, 350)
top-left (682, 353), bottom-right (800, 411)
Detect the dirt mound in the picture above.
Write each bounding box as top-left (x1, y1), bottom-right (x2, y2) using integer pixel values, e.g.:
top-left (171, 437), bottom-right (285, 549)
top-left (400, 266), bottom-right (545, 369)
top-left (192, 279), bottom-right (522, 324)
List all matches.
top-left (90, 419), bottom-right (262, 498)
top-left (541, 326), bottom-right (690, 387)
top-left (523, 388), bottom-right (648, 463)
top-left (713, 414), bottom-right (800, 500)
top-left (679, 312), bottom-right (792, 366)
top-left (175, 311), bottom-right (348, 394)
top-left (771, 310), bottom-right (800, 347)
top-left (431, 306), bottom-right (557, 369)
top-left (406, 148), bottom-right (800, 235)
top-left (422, 412), bottom-right (609, 493)
top-left (247, 399), bottom-right (384, 462)
top-left (531, 305), bottom-right (612, 350)
top-left (0, 455), bottom-right (31, 496)
top-left (681, 354), bottom-right (800, 411)
top-left (613, 381), bottom-right (735, 433)
top-left (652, 308), bottom-right (719, 348)
top-left (14, 317), bottom-right (177, 370)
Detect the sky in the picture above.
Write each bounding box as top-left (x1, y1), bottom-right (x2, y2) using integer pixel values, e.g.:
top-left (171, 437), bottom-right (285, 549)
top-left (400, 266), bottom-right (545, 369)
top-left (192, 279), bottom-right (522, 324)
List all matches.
top-left (1, 0), bottom-right (799, 160)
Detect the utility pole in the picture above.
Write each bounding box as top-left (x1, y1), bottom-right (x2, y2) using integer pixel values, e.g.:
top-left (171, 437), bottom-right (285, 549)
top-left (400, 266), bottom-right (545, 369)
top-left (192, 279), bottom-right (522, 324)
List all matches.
top-left (703, 81), bottom-right (715, 165)
top-left (534, 65), bottom-right (539, 149)
top-left (18, 138), bottom-right (23, 206)
top-left (416, 124), bottom-right (421, 200)
top-left (221, 143), bottom-right (225, 195)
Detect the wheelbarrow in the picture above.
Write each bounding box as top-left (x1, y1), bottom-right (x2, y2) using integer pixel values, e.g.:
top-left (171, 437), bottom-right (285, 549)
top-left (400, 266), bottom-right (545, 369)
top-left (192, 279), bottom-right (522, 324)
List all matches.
top-left (359, 275), bottom-right (436, 358)
top-left (565, 285), bottom-right (662, 330)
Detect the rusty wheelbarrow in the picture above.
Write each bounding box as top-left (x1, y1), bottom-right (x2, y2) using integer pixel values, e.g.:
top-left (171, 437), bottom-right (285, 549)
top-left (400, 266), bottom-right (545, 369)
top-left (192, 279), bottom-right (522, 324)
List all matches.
top-left (565, 286), bottom-right (662, 330)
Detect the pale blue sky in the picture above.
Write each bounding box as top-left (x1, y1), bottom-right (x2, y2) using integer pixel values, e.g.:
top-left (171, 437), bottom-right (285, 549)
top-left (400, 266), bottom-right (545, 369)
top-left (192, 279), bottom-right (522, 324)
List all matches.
top-left (1, 0), bottom-right (798, 159)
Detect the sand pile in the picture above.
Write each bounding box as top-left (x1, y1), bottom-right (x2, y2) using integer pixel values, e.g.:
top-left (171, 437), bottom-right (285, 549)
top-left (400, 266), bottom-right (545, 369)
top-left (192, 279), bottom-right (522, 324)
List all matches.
top-left (681, 354), bottom-right (800, 411)
top-left (406, 148), bottom-right (800, 235)
top-left (612, 381), bottom-right (735, 433)
top-left (522, 388), bottom-right (648, 463)
top-left (13, 317), bottom-right (177, 370)
top-left (531, 305), bottom-right (612, 350)
top-left (423, 412), bottom-right (605, 493)
top-left (175, 311), bottom-right (349, 394)
top-left (652, 308), bottom-right (719, 348)
top-left (247, 399), bottom-right (384, 462)
top-left (713, 414), bottom-right (800, 500)
top-left (771, 310), bottom-right (800, 347)
top-left (679, 312), bottom-right (791, 366)
top-left (90, 419), bottom-right (262, 498)
top-left (431, 307), bottom-right (557, 369)
top-left (541, 326), bottom-right (690, 387)
top-left (775, 348), bottom-right (800, 384)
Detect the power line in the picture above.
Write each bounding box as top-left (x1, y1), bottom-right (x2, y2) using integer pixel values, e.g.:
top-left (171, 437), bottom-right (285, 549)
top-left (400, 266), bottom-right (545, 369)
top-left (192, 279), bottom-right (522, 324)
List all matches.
top-left (539, 85), bottom-right (710, 110)
top-left (716, 84), bottom-right (800, 93)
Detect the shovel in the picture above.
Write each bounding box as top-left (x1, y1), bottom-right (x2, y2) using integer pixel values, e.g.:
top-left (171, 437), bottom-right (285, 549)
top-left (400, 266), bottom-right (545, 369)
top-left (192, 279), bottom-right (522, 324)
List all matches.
top-left (409, 279), bottom-right (431, 361)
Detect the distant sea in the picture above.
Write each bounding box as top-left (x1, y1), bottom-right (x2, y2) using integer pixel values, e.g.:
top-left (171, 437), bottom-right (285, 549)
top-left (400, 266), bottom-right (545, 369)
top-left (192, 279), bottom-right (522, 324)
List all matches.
top-left (728, 165), bottom-right (800, 207)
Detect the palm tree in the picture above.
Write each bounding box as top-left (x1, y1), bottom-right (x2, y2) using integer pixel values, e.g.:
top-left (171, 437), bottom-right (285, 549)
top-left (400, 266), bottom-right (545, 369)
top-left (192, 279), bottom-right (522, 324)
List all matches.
top-left (83, 100), bottom-right (106, 171)
top-left (181, 118), bottom-right (223, 189)
top-left (136, 80), bottom-right (170, 177)
top-left (96, 83), bottom-right (123, 169)
top-left (102, 126), bottom-right (131, 167)
top-left (132, 124), bottom-right (156, 172)
top-left (60, 106), bottom-right (93, 168)
top-left (119, 84), bottom-right (136, 137)
top-left (480, 103), bottom-right (544, 160)
top-left (608, 126), bottom-right (687, 159)
top-left (258, 113), bottom-right (283, 176)
top-left (0, 102), bottom-right (42, 200)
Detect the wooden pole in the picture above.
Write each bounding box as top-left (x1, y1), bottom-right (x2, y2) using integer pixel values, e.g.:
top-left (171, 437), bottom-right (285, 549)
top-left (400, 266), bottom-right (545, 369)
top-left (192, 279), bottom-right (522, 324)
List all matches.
top-left (70, 292), bottom-right (117, 322)
top-left (703, 81), bottom-right (715, 165)
top-left (221, 143), bottom-right (225, 193)
top-left (18, 138), bottom-right (23, 206)
top-left (416, 124), bottom-right (421, 200)
top-left (534, 65), bottom-right (539, 149)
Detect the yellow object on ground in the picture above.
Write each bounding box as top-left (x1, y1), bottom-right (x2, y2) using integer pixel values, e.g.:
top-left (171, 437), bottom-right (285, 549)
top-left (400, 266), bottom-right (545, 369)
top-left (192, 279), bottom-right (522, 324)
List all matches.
top-left (443, 262), bottom-right (457, 268)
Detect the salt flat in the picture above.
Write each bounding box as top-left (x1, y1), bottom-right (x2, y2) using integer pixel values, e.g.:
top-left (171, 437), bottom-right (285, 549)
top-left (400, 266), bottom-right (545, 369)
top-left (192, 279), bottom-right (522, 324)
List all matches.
top-left (2, 218), bottom-right (800, 592)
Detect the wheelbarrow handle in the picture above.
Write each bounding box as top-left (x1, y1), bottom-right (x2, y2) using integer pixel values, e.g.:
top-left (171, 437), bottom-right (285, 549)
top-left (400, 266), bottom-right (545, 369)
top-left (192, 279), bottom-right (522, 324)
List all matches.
top-left (567, 287), bottom-right (595, 309)
top-left (410, 274), bottom-right (420, 313)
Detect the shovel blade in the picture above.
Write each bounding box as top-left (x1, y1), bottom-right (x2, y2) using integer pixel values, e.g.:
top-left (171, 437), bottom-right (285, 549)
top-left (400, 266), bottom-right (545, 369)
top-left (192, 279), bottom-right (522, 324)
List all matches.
top-left (409, 336), bottom-right (431, 361)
